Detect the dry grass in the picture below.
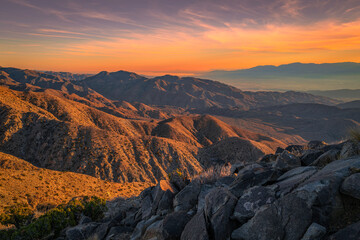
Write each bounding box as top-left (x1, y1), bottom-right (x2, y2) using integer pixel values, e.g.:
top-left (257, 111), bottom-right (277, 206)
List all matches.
top-left (0, 152), bottom-right (151, 216)
top-left (192, 164), bottom-right (232, 184)
top-left (349, 127), bottom-right (360, 143)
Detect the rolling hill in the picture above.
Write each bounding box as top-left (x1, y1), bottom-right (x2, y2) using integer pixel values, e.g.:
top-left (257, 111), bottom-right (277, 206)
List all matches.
top-left (81, 70), bottom-right (339, 110)
top-left (0, 85), bottom-right (285, 184)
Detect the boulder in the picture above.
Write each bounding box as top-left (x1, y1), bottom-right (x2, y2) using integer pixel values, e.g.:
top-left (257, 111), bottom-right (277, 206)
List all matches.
top-left (121, 209), bottom-right (142, 227)
top-left (173, 180), bottom-right (201, 212)
top-left (215, 176), bottom-right (235, 187)
top-left (300, 150), bottom-right (324, 166)
top-left (151, 180), bottom-right (177, 215)
top-left (197, 184), bottom-right (216, 213)
top-left (328, 220), bottom-right (360, 240)
top-left (156, 190), bottom-right (175, 216)
top-left (296, 156), bottom-right (360, 225)
top-left (277, 166), bottom-right (318, 182)
top-left (310, 149), bottom-right (339, 167)
top-left (181, 210), bottom-right (209, 240)
top-left (340, 173), bottom-right (360, 199)
top-left (105, 226), bottom-right (133, 240)
top-left (232, 186), bottom-right (275, 223)
top-left (307, 140), bottom-right (327, 150)
top-left (142, 220), bottom-right (164, 240)
top-left (130, 215), bottom-right (161, 240)
top-left (273, 150), bottom-right (301, 172)
top-left (275, 147), bottom-right (284, 154)
top-left (285, 145), bottom-right (304, 156)
top-left (340, 141), bottom-right (360, 159)
top-left (89, 222), bottom-right (110, 240)
top-left (169, 174), bottom-right (189, 191)
top-left (258, 154), bottom-right (277, 164)
top-left (229, 165), bottom-right (275, 198)
top-left (232, 192), bottom-right (312, 240)
top-left (204, 188), bottom-right (237, 240)
top-left (65, 222), bottom-right (99, 240)
top-left (300, 222), bottom-right (326, 240)
top-left (140, 189), bottom-right (153, 220)
top-left (276, 167), bottom-right (318, 197)
top-left (162, 211), bottom-right (192, 240)
top-left (230, 162), bottom-right (245, 174)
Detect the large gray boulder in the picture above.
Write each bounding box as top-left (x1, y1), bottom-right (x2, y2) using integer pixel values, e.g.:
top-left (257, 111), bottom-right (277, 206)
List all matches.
top-left (204, 188), bottom-right (237, 240)
top-left (340, 173), bottom-right (360, 200)
top-left (232, 186), bottom-right (275, 223)
top-left (140, 188), bottom-right (154, 220)
top-left (162, 211), bottom-right (192, 240)
top-left (296, 156), bottom-right (360, 225)
top-left (277, 166), bottom-right (318, 182)
top-left (310, 149), bottom-right (340, 167)
top-left (273, 150), bottom-right (301, 172)
top-left (173, 180), bottom-right (201, 212)
top-left (105, 226), bottom-right (133, 240)
top-left (232, 192), bottom-right (312, 240)
top-left (151, 180), bottom-right (177, 215)
top-left (300, 222), bottom-right (326, 240)
top-left (275, 166), bottom-right (318, 197)
top-left (340, 141), bottom-right (360, 159)
top-left (130, 215), bottom-right (161, 240)
top-left (65, 222), bottom-right (100, 240)
top-left (142, 220), bottom-right (164, 240)
top-left (197, 184), bottom-right (216, 213)
top-left (300, 150), bottom-right (324, 166)
top-left (157, 190), bottom-right (175, 216)
top-left (328, 220), bottom-right (360, 240)
top-left (181, 210), bottom-right (209, 240)
top-left (307, 140), bottom-right (327, 150)
top-left (285, 145), bottom-right (304, 156)
top-left (229, 164), bottom-right (275, 198)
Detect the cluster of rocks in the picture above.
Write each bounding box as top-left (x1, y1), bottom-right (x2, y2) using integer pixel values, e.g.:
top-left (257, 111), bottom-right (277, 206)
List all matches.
top-left (60, 140), bottom-right (360, 240)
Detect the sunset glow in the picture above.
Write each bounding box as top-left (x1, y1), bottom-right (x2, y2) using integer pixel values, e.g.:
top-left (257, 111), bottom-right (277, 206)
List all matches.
top-left (1, 0), bottom-right (360, 74)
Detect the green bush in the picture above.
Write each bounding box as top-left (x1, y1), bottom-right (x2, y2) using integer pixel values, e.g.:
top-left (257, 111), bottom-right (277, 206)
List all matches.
top-left (0, 196), bottom-right (107, 240)
top-left (0, 203), bottom-right (34, 229)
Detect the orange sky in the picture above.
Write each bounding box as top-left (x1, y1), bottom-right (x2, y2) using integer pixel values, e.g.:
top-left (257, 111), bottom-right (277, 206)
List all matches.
top-left (1, 0), bottom-right (360, 74)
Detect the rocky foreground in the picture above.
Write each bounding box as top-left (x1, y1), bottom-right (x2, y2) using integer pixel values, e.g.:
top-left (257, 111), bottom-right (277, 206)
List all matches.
top-left (60, 140), bottom-right (360, 240)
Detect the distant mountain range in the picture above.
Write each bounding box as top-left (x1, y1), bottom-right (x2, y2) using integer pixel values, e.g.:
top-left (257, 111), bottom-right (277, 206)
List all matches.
top-left (200, 62), bottom-right (360, 91)
top-left (307, 89), bottom-right (360, 101)
top-left (42, 71), bottom-right (93, 81)
top-left (81, 70), bottom-right (339, 110)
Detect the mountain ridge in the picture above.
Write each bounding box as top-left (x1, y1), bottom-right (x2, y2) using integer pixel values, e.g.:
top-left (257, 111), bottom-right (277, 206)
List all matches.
top-left (200, 62), bottom-right (360, 91)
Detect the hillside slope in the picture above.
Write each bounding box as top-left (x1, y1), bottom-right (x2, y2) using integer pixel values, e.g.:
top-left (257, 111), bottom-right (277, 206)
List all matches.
top-left (0, 152), bottom-right (151, 213)
top-left (207, 103), bottom-right (360, 143)
top-left (0, 86), bottom-right (284, 183)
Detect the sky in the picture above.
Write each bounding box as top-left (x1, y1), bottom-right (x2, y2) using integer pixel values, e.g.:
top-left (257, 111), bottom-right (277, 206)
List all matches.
top-left (1, 0), bottom-right (360, 75)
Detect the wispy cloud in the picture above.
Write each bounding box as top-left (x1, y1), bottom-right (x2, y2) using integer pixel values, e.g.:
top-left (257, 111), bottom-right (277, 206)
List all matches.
top-left (28, 33), bottom-right (88, 39)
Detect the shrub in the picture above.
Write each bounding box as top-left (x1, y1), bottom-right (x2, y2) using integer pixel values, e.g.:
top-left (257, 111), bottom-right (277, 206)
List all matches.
top-left (0, 196), bottom-right (107, 239)
top-left (168, 168), bottom-right (187, 181)
top-left (349, 127), bottom-right (360, 143)
top-left (193, 164), bottom-right (232, 184)
top-left (0, 203), bottom-right (34, 229)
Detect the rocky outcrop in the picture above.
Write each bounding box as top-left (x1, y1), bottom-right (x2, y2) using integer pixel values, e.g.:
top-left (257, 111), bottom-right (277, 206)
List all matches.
top-left (59, 140), bottom-right (360, 240)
